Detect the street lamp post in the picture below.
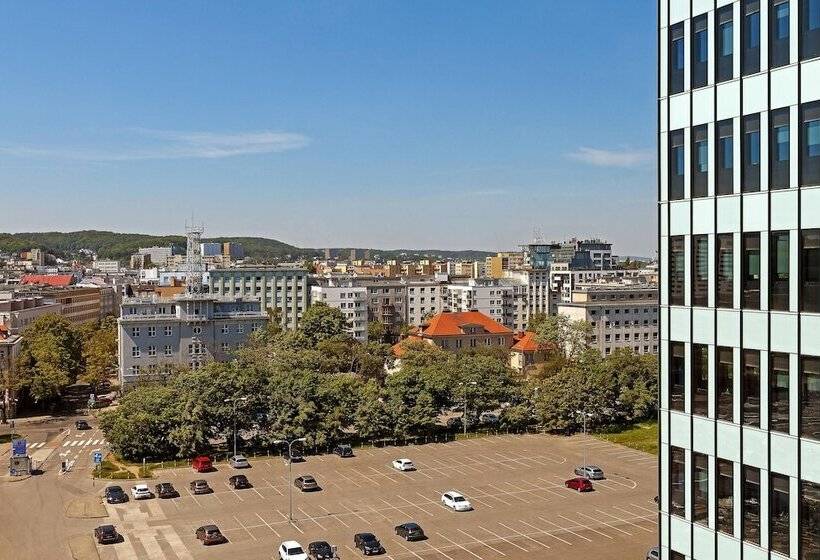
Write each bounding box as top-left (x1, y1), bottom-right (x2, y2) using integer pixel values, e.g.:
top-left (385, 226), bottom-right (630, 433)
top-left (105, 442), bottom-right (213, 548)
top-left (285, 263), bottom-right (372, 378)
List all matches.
top-left (575, 410), bottom-right (594, 476)
top-left (459, 381), bottom-right (477, 435)
top-left (224, 397), bottom-right (248, 458)
top-left (274, 437), bottom-right (306, 523)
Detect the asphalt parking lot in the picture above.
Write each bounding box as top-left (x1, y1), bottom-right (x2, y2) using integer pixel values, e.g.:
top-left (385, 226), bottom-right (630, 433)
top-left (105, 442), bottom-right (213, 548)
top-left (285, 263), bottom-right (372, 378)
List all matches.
top-left (90, 433), bottom-right (657, 560)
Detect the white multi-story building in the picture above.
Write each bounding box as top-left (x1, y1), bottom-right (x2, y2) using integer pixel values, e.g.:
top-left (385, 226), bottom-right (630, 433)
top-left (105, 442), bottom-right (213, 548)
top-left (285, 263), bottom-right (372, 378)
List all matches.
top-left (659, 1), bottom-right (820, 558)
top-left (310, 283), bottom-right (368, 342)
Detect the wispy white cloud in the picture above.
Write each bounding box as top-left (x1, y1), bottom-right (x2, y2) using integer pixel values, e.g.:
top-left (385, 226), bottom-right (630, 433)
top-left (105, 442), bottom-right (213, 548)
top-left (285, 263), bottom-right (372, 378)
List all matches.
top-left (0, 128), bottom-right (310, 161)
top-left (567, 146), bottom-right (654, 168)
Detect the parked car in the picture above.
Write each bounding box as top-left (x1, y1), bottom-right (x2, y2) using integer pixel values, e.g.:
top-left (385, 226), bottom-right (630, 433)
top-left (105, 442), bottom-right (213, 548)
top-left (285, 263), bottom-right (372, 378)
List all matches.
top-left (353, 533), bottom-right (384, 555)
top-left (333, 444), bottom-right (353, 457)
top-left (189, 479), bottom-right (212, 495)
top-left (565, 477), bottom-right (594, 492)
top-left (229, 474), bottom-right (251, 489)
top-left (229, 454), bottom-right (250, 468)
top-left (131, 484), bottom-right (152, 500)
top-left (308, 541), bottom-right (337, 560)
top-left (195, 525), bottom-right (226, 546)
top-left (294, 475), bottom-right (319, 491)
top-left (574, 465), bottom-right (605, 480)
top-left (192, 455), bottom-right (213, 473)
top-left (646, 546), bottom-right (660, 560)
top-left (394, 522), bottom-right (425, 541)
top-left (155, 482), bottom-right (178, 499)
top-left (94, 525), bottom-right (120, 544)
top-left (75, 420), bottom-right (90, 430)
top-left (479, 411), bottom-right (500, 425)
top-left (441, 491), bottom-right (472, 511)
top-left (104, 485), bottom-right (128, 504)
top-left (392, 458), bottom-right (415, 471)
top-left (279, 540), bottom-right (309, 560)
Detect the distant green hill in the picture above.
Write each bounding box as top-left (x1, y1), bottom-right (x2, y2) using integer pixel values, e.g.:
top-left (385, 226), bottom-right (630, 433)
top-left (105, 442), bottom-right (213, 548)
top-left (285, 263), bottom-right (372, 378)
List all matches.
top-left (0, 231), bottom-right (493, 263)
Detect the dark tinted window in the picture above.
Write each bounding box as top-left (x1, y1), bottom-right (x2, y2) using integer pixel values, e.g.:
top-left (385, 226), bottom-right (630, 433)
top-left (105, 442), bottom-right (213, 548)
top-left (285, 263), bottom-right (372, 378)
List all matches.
top-left (670, 236), bottom-right (685, 305)
top-left (670, 446), bottom-right (686, 517)
top-left (770, 231), bottom-right (790, 311)
top-left (693, 452), bottom-right (709, 524)
top-left (743, 114), bottom-right (761, 192)
top-left (670, 342), bottom-right (685, 412)
top-left (802, 101), bottom-right (820, 186)
top-left (770, 473), bottom-right (790, 556)
top-left (669, 23), bottom-right (685, 94)
top-left (770, 108), bottom-right (791, 189)
top-left (692, 235), bottom-right (708, 306)
top-left (802, 355), bottom-right (820, 440)
top-left (742, 1), bottom-right (761, 75)
top-left (717, 459), bottom-right (734, 535)
top-left (717, 233), bottom-right (734, 308)
top-left (692, 125), bottom-right (709, 197)
top-left (802, 230), bottom-right (820, 312)
top-left (717, 346), bottom-right (735, 422)
top-left (742, 233), bottom-right (761, 309)
top-left (771, 1), bottom-right (791, 67)
top-left (801, 0), bottom-right (820, 60)
top-left (743, 349), bottom-right (761, 428)
top-left (692, 344), bottom-right (709, 417)
top-left (743, 466), bottom-right (761, 545)
top-left (717, 7), bottom-right (734, 81)
top-left (669, 129), bottom-right (685, 200)
top-left (770, 353), bottom-right (791, 434)
top-left (717, 119), bottom-right (735, 194)
top-left (692, 15), bottom-right (709, 88)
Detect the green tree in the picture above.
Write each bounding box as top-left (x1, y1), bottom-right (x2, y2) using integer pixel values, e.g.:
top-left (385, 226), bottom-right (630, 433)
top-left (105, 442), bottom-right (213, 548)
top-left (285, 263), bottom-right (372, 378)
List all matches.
top-left (15, 314), bottom-right (83, 403)
top-left (299, 303), bottom-right (349, 344)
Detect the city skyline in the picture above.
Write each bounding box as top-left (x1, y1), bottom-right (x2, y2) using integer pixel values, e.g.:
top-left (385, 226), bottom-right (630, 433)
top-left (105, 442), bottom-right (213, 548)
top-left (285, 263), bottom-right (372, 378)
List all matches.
top-left (0, 1), bottom-right (657, 256)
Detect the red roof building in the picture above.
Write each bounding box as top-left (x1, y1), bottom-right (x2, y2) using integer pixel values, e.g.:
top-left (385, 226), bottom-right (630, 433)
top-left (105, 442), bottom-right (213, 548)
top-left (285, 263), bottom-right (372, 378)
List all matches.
top-left (20, 274), bottom-right (75, 288)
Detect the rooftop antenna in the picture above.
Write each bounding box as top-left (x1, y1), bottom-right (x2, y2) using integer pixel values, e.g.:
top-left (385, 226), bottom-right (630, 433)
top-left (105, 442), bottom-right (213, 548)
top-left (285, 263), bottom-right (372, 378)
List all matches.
top-left (184, 218), bottom-right (205, 295)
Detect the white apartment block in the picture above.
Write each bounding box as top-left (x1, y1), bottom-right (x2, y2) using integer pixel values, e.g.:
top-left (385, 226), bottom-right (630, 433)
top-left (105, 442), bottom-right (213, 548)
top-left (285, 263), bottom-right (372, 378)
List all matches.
top-left (659, 1), bottom-right (820, 559)
top-left (310, 284), bottom-right (368, 342)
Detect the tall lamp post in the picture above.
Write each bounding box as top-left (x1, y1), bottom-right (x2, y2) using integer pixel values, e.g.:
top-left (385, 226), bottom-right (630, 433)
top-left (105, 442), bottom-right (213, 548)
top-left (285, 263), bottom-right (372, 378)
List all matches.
top-left (224, 396), bottom-right (248, 458)
top-left (575, 410), bottom-right (594, 476)
top-left (274, 437), bottom-right (306, 523)
top-left (459, 381), bottom-right (477, 435)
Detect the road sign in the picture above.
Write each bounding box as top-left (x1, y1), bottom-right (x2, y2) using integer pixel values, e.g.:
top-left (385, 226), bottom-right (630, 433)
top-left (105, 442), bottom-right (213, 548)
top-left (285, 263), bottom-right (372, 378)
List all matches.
top-left (11, 438), bottom-right (26, 457)
top-left (92, 451), bottom-right (103, 464)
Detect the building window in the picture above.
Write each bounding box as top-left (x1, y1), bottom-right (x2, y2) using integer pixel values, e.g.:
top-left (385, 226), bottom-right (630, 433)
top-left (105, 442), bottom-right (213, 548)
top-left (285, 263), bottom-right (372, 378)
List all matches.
top-left (670, 446), bottom-right (686, 517)
top-left (669, 129), bottom-right (685, 200)
top-left (670, 236), bottom-right (685, 305)
top-left (770, 231), bottom-right (790, 311)
top-left (692, 235), bottom-right (708, 307)
top-left (801, 0), bottom-right (820, 60)
top-left (802, 229), bottom-right (820, 312)
top-left (742, 233), bottom-right (761, 309)
top-left (717, 119), bottom-right (735, 194)
top-left (717, 346), bottom-right (734, 422)
top-left (802, 355), bottom-right (820, 440)
top-left (743, 114), bottom-right (761, 192)
top-left (743, 466), bottom-right (761, 545)
top-left (693, 452), bottom-right (709, 524)
top-left (803, 480), bottom-right (820, 559)
top-left (717, 459), bottom-right (734, 535)
top-left (743, 349), bottom-right (761, 428)
top-left (717, 233), bottom-right (734, 308)
top-left (803, 101), bottom-right (820, 185)
top-left (670, 342), bottom-right (685, 412)
top-left (692, 125), bottom-right (709, 197)
top-left (669, 23), bottom-right (685, 94)
top-left (771, 1), bottom-right (791, 67)
top-left (770, 353), bottom-right (791, 434)
top-left (742, 1), bottom-right (761, 75)
top-left (692, 344), bottom-right (709, 417)
top-left (768, 473), bottom-right (791, 556)
top-left (717, 6), bottom-right (734, 82)
top-left (770, 108), bottom-right (791, 189)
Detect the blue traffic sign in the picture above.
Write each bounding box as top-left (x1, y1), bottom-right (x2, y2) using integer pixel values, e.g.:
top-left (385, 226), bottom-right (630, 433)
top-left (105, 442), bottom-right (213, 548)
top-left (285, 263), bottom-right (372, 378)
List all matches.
top-left (11, 439), bottom-right (26, 456)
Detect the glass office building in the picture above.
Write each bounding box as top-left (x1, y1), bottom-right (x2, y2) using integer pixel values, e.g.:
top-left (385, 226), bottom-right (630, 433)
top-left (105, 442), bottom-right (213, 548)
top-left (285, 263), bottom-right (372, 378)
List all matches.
top-left (659, 1), bottom-right (820, 558)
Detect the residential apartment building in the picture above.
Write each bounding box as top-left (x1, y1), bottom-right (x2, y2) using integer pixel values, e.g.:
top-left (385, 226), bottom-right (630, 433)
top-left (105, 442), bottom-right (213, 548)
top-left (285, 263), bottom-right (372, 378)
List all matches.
top-left (659, 1), bottom-right (820, 558)
top-left (556, 283), bottom-right (659, 356)
top-left (208, 265), bottom-right (309, 330)
top-left (310, 283), bottom-right (368, 342)
top-left (117, 294), bottom-right (266, 387)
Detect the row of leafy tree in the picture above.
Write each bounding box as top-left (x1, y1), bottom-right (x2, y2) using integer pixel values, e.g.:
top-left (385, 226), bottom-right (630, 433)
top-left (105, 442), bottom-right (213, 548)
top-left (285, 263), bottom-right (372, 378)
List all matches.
top-left (100, 304), bottom-right (657, 461)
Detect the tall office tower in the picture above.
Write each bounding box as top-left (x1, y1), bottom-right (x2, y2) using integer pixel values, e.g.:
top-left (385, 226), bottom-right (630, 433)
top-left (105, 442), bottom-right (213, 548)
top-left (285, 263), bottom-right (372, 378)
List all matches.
top-left (659, 1), bottom-right (820, 559)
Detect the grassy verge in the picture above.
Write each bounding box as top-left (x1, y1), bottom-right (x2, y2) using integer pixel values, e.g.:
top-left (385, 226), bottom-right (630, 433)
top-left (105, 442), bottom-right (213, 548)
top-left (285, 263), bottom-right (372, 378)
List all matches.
top-left (594, 421), bottom-right (658, 455)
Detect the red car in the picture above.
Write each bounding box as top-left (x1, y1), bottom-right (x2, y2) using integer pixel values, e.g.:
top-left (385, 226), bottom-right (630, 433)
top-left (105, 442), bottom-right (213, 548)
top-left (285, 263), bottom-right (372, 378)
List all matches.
top-left (565, 477), bottom-right (594, 492)
top-left (192, 456), bottom-right (213, 473)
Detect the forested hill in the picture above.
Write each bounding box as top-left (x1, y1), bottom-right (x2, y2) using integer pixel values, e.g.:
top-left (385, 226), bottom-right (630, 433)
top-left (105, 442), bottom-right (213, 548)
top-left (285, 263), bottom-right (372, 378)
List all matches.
top-left (0, 230), bottom-right (494, 263)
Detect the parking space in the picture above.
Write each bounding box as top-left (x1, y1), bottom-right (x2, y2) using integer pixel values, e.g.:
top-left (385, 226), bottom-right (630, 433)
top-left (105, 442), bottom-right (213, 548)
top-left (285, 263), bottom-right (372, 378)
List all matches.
top-left (89, 433), bottom-right (657, 560)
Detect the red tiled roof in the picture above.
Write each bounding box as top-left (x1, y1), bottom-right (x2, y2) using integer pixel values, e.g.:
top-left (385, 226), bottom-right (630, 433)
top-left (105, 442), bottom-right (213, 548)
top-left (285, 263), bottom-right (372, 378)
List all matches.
top-left (511, 331), bottom-right (549, 352)
top-left (420, 311), bottom-right (513, 337)
top-left (21, 274), bottom-right (75, 287)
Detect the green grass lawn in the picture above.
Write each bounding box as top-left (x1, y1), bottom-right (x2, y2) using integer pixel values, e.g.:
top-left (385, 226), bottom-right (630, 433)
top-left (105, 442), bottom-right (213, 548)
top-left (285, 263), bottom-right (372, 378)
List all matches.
top-left (594, 421), bottom-right (658, 455)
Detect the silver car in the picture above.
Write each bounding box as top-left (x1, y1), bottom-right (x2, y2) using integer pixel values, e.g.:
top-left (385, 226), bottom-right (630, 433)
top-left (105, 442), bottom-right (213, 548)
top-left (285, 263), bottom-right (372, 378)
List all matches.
top-left (574, 465), bottom-right (605, 480)
top-left (229, 454), bottom-right (250, 468)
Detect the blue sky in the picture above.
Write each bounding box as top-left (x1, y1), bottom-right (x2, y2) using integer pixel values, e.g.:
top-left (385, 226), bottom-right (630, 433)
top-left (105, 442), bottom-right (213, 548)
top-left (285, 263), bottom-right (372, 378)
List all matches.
top-left (1, 1), bottom-right (657, 256)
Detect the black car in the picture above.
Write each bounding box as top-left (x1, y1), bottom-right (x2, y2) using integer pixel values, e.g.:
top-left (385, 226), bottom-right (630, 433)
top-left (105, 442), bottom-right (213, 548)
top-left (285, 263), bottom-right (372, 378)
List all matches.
top-left (333, 444), bottom-right (354, 458)
top-left (395, 522), bottom-right (425, 541)
top-left (155, 482), bottom-right (179, 499)
top-left (354, 533), bottom-right (384, 556)
top-left (104, 485), bottom-right (128, 504)
top-left (308, 540), bottom-right (336, 560)
top-left (75, 420), bottom-right (90, 430)
top-left (229, 474), bottom-right (251, 489)
top-left (94, 525), bottom-right (120, 544)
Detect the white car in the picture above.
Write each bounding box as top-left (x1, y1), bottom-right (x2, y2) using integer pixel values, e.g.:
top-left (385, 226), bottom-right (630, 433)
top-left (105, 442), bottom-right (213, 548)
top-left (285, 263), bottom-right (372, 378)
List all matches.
top-left (229, 454), bottom-right (250, 468)
top-left (392, 458), bottom-right (415, 471)
top-left (279, 540), bottom-right (308, 560)
top-left (131, 484), bottom-right (152, 500)
top-left (441, 491), bottom-right (472, 511)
